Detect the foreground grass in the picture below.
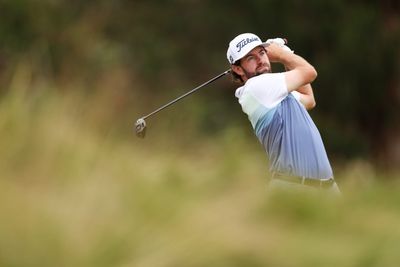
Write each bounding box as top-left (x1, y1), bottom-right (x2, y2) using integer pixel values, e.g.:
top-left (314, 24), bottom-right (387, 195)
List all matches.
top-left (0, 87), bottom-right (399, 267)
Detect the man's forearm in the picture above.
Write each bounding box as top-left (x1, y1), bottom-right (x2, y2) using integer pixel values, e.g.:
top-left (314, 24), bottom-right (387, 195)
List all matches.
top-left (283, 58), bottom-right (316, 110)
top-left (278, 51), bottom-right (316, 74)
top-left (268, 44), bottom-right (316, 76)
top-left (267, 44), bottom-right (317, 92)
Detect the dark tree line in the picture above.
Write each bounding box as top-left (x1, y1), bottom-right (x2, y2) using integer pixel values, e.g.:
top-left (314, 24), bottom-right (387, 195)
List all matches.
top-left (0, 0), bottom-right (399, 168)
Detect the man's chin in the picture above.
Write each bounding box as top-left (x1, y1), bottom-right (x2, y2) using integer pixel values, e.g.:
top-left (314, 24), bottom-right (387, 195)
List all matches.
top-left (256, 68), bottom-right (271, 75)
top-left (245, 69), bottom-right (270, 80)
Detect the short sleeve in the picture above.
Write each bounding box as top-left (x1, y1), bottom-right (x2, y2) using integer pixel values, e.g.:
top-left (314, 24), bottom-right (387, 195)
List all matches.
top-left (291, 91), bottom-right (301, 102)
top-left (243, 73), bottom-right (288, 108)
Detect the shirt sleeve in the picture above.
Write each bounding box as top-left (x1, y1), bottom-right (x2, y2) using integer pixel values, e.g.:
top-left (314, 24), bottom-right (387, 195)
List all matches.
top-left (244, 73), bottom-right (288, 108)
top-left (291, 91), bottom-right (301, 102)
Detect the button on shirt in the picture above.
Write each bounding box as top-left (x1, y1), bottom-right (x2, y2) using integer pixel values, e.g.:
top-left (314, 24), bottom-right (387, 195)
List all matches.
top-left (235, 73), bottom-right (333, 179)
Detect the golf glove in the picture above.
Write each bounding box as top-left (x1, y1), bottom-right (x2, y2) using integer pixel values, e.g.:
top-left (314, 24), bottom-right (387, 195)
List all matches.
top-left (265, 38), bottom-right (294, 53)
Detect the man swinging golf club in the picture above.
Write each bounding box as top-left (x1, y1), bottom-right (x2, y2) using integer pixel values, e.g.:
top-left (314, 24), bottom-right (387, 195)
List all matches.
top-left (227, 33), bottom-right (340, 193)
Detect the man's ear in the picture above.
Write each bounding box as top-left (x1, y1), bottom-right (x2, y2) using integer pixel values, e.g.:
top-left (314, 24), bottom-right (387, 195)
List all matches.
top-left (231, 64), bottom-right (244, 76)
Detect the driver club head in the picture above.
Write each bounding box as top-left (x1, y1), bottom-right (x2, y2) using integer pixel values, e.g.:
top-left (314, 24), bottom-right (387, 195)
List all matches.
top-left (135, 118), bottom-right (147, 138)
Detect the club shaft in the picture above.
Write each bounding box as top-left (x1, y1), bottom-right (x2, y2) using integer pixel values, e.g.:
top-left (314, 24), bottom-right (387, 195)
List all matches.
top-left (141, 69), bottom-right (230, 120)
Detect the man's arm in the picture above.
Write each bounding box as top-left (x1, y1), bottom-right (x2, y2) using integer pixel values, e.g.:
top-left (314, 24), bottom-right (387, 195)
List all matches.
top-left (285, 64), bottom-right (316, 110)
top-left (266, 43), bottom-right (317, 92)
top-left (267, 43), bottom-right (317, 110)
top-left (295, 84), bottom-right (316, 110)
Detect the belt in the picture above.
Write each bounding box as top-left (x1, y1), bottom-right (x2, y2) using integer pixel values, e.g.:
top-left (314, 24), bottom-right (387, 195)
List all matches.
top-left (271, 173), bottom-right (335, 189)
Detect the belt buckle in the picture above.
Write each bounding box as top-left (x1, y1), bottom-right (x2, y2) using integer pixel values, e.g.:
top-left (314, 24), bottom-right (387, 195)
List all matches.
top-left (320, 178), bottom-right (334, 189)
top-left (271, 172), bottom-right (334, 189)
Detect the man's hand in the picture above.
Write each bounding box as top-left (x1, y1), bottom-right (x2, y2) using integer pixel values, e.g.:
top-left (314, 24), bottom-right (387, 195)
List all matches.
top-left (265, 38), bottom-right (293, 53)
top-left (265, 42), bottom-right (293, 63)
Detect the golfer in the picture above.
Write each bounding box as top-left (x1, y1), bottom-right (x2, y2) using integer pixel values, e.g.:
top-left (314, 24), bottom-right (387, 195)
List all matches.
top-left (227, 33), bottom-right (340, 193)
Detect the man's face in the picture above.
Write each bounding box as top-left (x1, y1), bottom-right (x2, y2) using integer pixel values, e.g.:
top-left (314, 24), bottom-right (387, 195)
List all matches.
top-left (233, 46), bottom-right (271, 82)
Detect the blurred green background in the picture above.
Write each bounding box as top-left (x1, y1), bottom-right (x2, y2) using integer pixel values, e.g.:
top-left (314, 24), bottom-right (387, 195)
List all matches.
top-left (0, 0), bottom-right (399, 266)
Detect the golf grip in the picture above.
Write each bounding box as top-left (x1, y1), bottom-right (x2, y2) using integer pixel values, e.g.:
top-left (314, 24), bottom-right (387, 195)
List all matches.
top-left (141, 69), bottom-right (231, 120)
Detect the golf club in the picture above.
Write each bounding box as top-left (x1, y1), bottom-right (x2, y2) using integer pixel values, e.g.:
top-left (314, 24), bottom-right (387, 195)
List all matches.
top-left (135, 69), bottom-right (231, 138)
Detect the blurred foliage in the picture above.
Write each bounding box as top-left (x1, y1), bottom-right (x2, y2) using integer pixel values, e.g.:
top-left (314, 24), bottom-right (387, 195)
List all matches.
top-left (0, 0), bottom-right (399, 166)
top-left (0, 86), bottom-right (399, 266)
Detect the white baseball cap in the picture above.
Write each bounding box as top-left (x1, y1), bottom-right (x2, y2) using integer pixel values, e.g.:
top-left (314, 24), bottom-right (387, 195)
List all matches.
top-left (226, 33), bottom-right (266, 64)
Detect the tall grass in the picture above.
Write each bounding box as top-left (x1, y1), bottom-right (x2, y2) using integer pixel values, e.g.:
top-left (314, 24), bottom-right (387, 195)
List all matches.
top-left (0, 74), bottom-right (399, 267)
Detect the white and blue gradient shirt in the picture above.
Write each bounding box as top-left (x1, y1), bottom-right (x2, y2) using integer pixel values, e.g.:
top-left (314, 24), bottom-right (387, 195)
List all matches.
top-left (235, 73), bottom-right (333, 179)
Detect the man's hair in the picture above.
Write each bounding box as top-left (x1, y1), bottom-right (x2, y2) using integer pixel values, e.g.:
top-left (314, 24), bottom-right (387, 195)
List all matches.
top-left (230, 61), bottom-right (244, 84)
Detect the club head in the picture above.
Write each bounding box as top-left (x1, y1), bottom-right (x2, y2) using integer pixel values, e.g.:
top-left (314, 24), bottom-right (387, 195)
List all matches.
top-left (135, 118), bottom-right (147, 138)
